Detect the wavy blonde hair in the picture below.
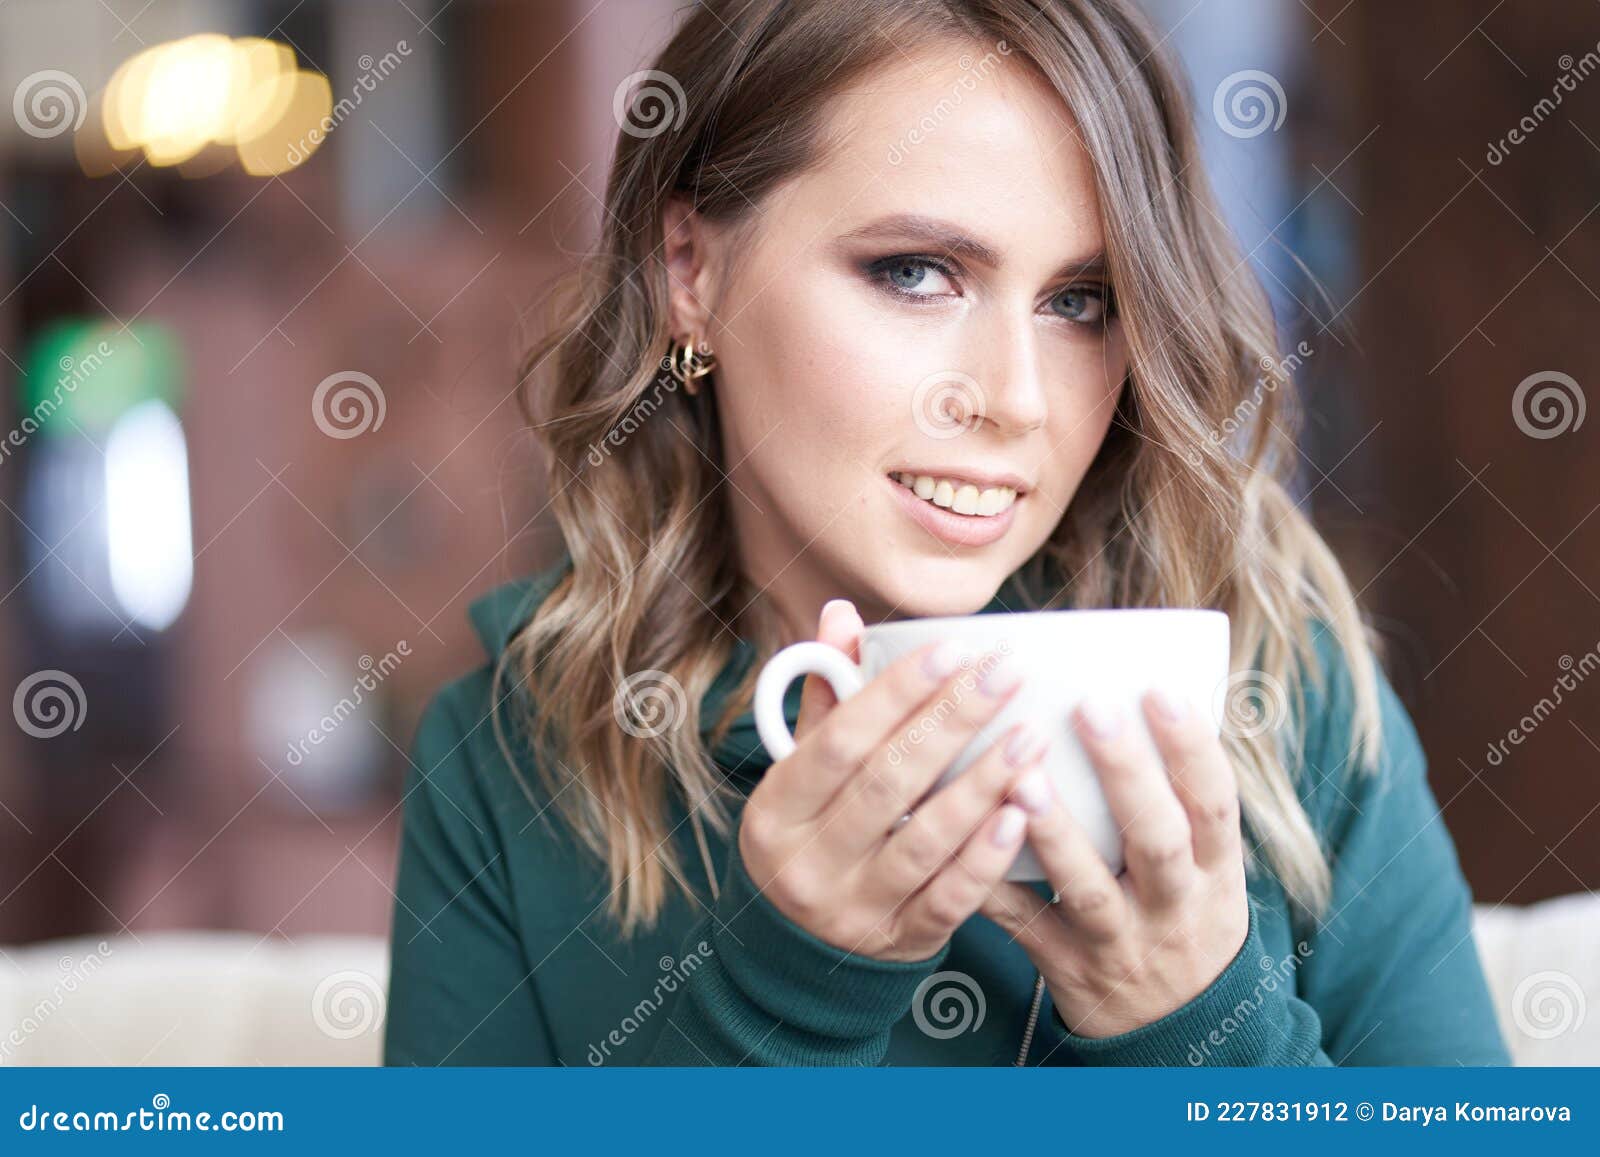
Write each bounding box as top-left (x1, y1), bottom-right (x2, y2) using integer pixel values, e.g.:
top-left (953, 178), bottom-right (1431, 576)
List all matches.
top-left (507, 0), bottom-right (1382, 935)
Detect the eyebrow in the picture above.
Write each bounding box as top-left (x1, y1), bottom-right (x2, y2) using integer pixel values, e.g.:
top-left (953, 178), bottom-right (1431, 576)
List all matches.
top-left (836, 213), bottom-right (1108, 279)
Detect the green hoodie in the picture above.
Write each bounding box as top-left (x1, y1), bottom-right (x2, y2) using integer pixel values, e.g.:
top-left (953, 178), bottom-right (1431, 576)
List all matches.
top-left (383, 559), bottom-right (1510, 1067)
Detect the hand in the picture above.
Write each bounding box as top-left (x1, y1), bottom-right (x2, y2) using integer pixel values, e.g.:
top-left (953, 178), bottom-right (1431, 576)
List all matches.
top-left (980, 689), bottom-right (1250, 1038)
top-left (738, 600), bottom-right (1055, 962)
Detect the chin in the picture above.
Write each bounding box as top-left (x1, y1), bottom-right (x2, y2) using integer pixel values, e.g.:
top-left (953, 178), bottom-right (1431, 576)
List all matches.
top-left (871, 565), bottom-right (1009, 622)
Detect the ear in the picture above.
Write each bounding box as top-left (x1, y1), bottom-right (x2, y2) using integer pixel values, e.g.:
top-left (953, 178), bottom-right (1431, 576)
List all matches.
top-left (661, 197), bottom-right (716, 341)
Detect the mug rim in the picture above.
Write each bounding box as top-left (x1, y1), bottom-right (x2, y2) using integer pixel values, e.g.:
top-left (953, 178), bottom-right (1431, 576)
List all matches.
top-left (863, 606), bottom-right (1228, 637)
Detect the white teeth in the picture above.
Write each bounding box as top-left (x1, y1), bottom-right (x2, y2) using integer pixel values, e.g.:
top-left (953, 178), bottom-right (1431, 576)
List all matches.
top-left (891, 472), bottom-right (1018, 518)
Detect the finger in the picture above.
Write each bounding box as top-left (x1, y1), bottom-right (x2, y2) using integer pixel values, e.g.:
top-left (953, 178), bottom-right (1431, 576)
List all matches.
top-left (1074, 697), bottom-right (1197, 904)
top-left (1140, 688), bottom-right (1244, 869)
top-left (776, 636), bottom-right (971, 820)
top-left (825, 648), bottom-right (1024, 841)
top-left (896, 804), bottom-right (1028, 942)
top-left (1020, 771), bottom-right (1127, 940)
top-left (792, 599), bottom-right (863, 738)
top-left (874, 721), bottom-right (1050, 895)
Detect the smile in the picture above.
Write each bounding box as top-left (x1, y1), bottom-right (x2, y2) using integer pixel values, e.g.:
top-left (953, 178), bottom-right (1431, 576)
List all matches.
top-left (889, 471), bottom-right (1019, 516)
top-left (886, 470), bottom-right (1026, 548)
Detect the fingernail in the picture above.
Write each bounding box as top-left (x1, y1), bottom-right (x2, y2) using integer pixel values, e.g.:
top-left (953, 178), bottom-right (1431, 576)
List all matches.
top-left (1077, 697), bottom-right (1122, 739)
top-left (820, 599), bottom-right (859, 633)
top-left (979, 655), bottom-right (1023, 698)
top-left (991, 805), bottom-right (1026, 847)
top-left (923, 639), bottom-right (969, 679)
top-left (1004, 723), bottom-right (1047, 767)
top-left (1012, 770), bottom-right (1054, 816)
top-left (1149, 687), bottom-right (1187, 721)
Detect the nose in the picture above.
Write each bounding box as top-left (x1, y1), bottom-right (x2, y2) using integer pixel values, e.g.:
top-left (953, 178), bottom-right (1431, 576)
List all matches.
top-left (971, 311), bottom-right (1049, 435)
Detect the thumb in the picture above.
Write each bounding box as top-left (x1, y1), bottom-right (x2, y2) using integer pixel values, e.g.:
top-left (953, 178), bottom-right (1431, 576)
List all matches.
top-left (792, 599), bottom-right (863, 741)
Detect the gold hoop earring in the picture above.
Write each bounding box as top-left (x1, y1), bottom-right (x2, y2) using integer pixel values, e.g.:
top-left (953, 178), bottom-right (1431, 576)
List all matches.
top-left (668, 335), bottom-right (716, 395)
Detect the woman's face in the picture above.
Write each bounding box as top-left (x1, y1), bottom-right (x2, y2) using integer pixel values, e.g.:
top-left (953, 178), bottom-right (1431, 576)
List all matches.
top-left (668, 43), bottom-right (1128, 639)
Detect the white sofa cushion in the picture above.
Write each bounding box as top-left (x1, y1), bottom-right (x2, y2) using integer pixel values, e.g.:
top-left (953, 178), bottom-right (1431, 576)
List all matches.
top-left (0, 932), bottom-right (387, 1066)
top-left (1, 894), bottom-right (1595, 1065)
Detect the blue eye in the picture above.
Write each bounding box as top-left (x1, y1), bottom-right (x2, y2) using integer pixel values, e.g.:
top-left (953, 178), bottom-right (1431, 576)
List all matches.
top-left (886, 261), bottom-right (930, 290)
top-left (1051, 285), bottom-right (1111, 325)
top-left (867, 255), bottom-right (957, 300)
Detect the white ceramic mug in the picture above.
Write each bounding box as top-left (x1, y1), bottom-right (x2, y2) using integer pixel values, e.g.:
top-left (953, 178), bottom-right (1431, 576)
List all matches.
top-left (752, 608), bottom-right (1231, 881)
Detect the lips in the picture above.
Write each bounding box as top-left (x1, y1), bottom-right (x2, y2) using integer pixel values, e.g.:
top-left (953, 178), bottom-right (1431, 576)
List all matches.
top-left (886, 471), bottom-right (1022, 548)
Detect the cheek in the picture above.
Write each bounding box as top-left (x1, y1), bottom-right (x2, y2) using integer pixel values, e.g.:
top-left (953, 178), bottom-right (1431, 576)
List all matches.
top-left (1041, 354), bottom-right (1125, 487)
top-left (721, 272), bottom-right (912, 460)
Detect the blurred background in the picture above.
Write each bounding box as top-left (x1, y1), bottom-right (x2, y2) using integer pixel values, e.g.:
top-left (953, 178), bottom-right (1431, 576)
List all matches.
top-left (0, 0), bottom-right (1594, 983)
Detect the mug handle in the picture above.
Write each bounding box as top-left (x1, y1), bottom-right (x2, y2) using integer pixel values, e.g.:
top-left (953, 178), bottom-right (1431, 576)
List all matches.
top-left (753, 641), bottom-right (868, 762)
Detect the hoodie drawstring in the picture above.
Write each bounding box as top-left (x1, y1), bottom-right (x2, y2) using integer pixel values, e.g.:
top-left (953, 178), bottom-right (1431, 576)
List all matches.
top-left (1014, 970), bottom-right (1046, 1066)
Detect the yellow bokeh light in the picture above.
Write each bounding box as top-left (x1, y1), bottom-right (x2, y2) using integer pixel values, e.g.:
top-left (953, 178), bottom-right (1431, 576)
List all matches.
top-left (91, 35), bottom-right (327, 177)
top-left (237, 71), bottom-right (334, 176)
top-left (139, 35), bottom-right (237, 166)
top-left (218, 38), bottom-right (297, 146)
top-left (103, 43), bottom-right (163, 151)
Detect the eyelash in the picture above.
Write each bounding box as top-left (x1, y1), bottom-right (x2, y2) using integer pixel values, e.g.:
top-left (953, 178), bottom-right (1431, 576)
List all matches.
top-left (864, 254), bottom-right (1116, 328)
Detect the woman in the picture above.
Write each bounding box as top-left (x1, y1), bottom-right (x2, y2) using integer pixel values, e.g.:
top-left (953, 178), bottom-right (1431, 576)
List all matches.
top-left (383, 0), bottom-right (1509, 1066)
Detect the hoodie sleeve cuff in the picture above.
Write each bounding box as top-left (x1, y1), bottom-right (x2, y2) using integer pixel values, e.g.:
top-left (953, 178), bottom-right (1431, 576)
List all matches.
top-left (1052, 901), bottom-right (1326, 1066)
top-left (710, 835), bottom-right (949, 1041)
